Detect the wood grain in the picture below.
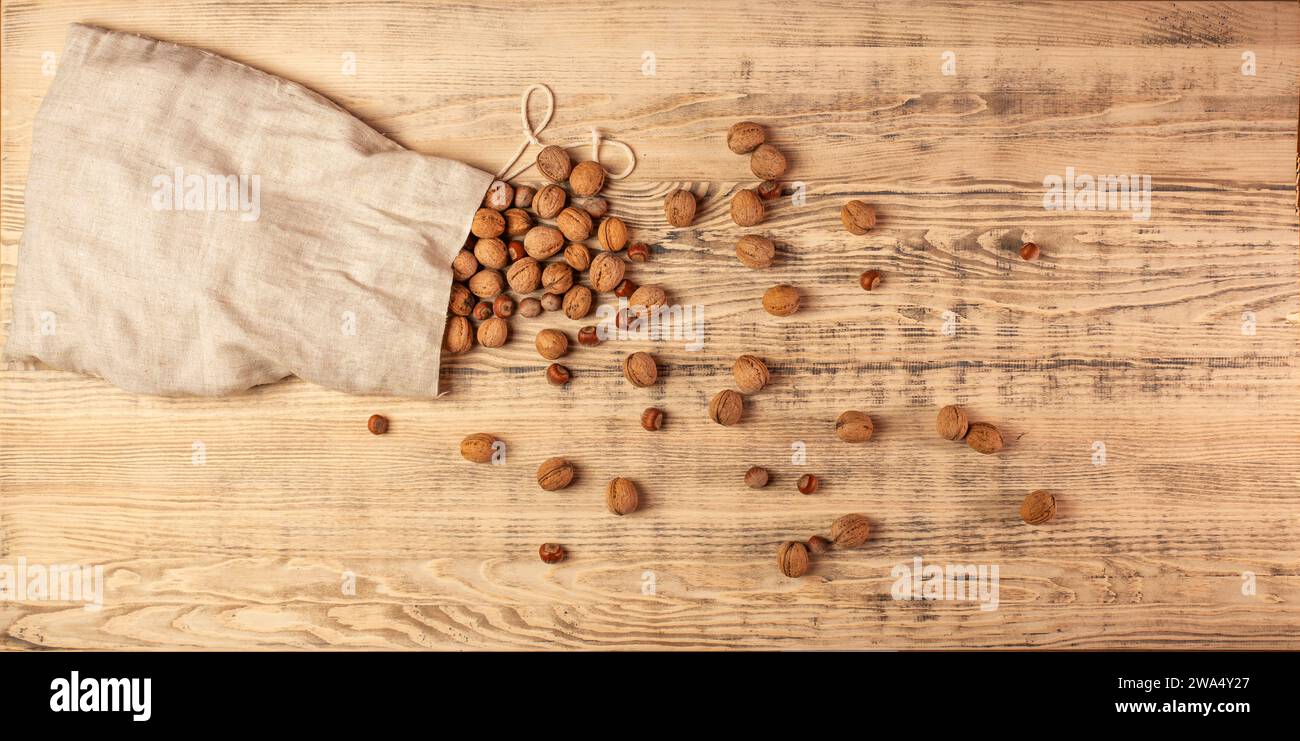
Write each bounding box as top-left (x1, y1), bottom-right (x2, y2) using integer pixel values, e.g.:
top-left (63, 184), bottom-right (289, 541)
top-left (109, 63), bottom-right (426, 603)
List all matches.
top-left (2, 0), bottom-right (1298, 650)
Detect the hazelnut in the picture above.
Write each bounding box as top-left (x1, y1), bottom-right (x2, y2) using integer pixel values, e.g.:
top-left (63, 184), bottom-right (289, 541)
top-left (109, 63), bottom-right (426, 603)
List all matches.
top-left (664, 189), bottom-right (697, 227)
top-left (777, 541), bottom-right (809, 578)
top-left (533, 184), bottom-right (567, 219)
top-left (562, 285), bottom-right (593, 320)
top-left (449, 283), bottom-right (474, 316)
top-left (442, 315), bottom-right (474, 354)
top-left (460, 433), bottom-right (498, 463)
top-left (1020, 241), bottom-right (1040, 261)
top-left (730, 188), bottom-right (765, 226)
top-left (762, 284), bottom-right (800, 316)
top-left (468, 269), bottom-right (505, 299)
top-left (575, 196), bottom-right (609, 218)
top-left (744, 466), bottom-right (769, 489)
top-left (756, 180), bottom-right (781, 201)
top-left (471, 208), bottom-right (505, 238)
top-left (605, 477), bottom-right (640, 515)
top-left (477, 316), bottom-right (509, 348)
top-left (536, 457), bottom-right (575, 490)
top-left (503, 208), bottom-right (532, 237)
top-left (474, 237), bottom-right (508, 270)
top-left (966, 422), bottom-right (1004, 454)
top-left (483, 180), bottom-right (514, 211)
top-left (732, 355), bottom-right (769, 394)
top-left (535, 328), bottom-right (569, 360)
top-left (518, 297), bottom-right (543, 318)
top-left (492, 294), bottom-right (515, 318)
top-left (830, 514), bottom-right (871, 548)
top-left (563, 242), bottom-right (592, 271)
top-left (627, 242), bottom-right (650, 262)
top-left (727, 121), bottom-right (766, 154)
top-left (614, 279), bottom-right (638, 299)
top-left (598, 217), bottom-right (629, 252)
top-left (840, 200), bottom-right (876, 235)
top-left (640, 407), bottom-right (664, 431)
top-left (750, 144), bottom-right (787, 180)
top-left (628, 284), bottom-right (667, 311)
top-left (708, 389), bottom-right (744, 426)
top-left (536, 145), bottom-right (572, 182)
top-left (541, 292), bottom-right (563, 312)
top-left (807, 535), bottom-right (832, 555)
top-left (542, 262), bottom-right (574, 294)
top-left (735, 235), bottom-right (775, 269)
top-left (546, 363), bottom-right (571, 386)
top-left (1020, 490), bottom-right (1056, 524)
top-left (797, 473), bottom-right (819, 495)
top-left (452, 249), bottom-right (478, 282)
top-left (506, 257), bottom-right (542, 294)
top-left (589, 252), bottom-right (626, 293)
top-left (936, 405), bottom-right (969, 441)
top-left (859, 270), bottom-right (882, 291)
top-left (538, 543), bottom-right (566, 564)
top-left (514, 185), bottom-right (536, 208)
top-left (622, 352), bottom-right (658, 387)
top-left (569, 160), bottom-right (606, 197)
top-left (472, 301), bottom-right (493, 321)
top-left (507, 240), bottom-right (527, 262)
top-left (523, 225), bottom-right (565, 260)
top-left (556, 206), bottom-right (593, 241)
top-left (367, 414), bottom-right (389, 435)
top-left (577, 326), bottom-right (600, 346)
top-left (834, 411), bottom-right (874, 443)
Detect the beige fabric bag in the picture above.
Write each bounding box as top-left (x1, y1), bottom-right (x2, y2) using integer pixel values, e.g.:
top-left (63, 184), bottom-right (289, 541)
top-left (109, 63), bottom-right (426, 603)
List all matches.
top-left (4, 24), bottom-right (493, 397)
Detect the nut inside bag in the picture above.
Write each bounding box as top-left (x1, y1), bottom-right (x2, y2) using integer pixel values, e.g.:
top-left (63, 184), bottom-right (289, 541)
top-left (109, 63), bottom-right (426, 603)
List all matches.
top-left (4, 23), bottom-right (493, 396)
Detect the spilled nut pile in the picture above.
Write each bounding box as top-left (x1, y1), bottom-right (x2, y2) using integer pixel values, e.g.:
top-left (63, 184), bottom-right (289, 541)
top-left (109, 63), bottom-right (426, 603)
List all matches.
top-left (377, 120), bottom-right (1056, 576)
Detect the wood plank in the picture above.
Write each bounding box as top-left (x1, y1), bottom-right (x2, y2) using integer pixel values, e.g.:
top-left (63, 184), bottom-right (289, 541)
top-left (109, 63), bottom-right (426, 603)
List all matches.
top-left (1, 0), bottom-right (1298, 650)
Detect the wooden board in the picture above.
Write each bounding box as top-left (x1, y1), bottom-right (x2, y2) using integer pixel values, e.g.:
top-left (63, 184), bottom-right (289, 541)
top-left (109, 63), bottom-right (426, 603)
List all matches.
top-left (1, 0), bottom-right (1298, 650)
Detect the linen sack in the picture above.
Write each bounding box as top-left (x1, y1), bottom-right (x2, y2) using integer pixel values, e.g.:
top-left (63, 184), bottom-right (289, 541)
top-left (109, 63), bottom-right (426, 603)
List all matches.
top-left (3, 23), bottom-right (493, 396)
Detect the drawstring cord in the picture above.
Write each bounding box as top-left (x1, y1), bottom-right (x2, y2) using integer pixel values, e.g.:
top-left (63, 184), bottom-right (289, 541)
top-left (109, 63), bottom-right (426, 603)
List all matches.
top-left (494, 83), bottom-right (636, 183)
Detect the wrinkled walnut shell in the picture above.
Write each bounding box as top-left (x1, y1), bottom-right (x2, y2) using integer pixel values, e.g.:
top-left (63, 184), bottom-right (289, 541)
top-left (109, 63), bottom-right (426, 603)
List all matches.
top-left (442, 315), bottom-right (473, 354)
top-left (727, 121), bottom-right (766, 154)
top-left (523, 225), bottom-right (565, 260)
top-left (605, 477), bottom-right (639, 515)
top-left (468, 269), bottom-right (505, 299)
top-left (589, 252), bottom-right (626, 293)
top-left (708, 389), bottom-right (744, 426)
top-left (506, 257), bottom-right (542, 294)
top-left (476, 316), bottom-right (509, 348)
top-left (598, 217), bottom-right (629, 252)
top-left (664, 189), bottom-right (697, 227)
top-left (622, 352), bottom-right (658, 388)
top-left (556, 207), bottom-right (593, 241)
top-left (937, 405), bottom-right (969, 441)
top-left (777, 541), bottom-right (810, 578)
top-left (569, 161), bottom-right (606, 197)
top-left (536, 457), bottom-right (575, 491)
top-left (762, 284), bottom-right (800, 316)
top-left (460, 433), bottom-right (498, 463)
top-left (535, 328), bottom-right (569, 360)
top-left (533, 184), bottom-right (567, 219)
top-left (830, 514), bottom-right (871, 548)
top-left (562, 285), bottom-right (593, 320)
top-left (841, 200), bottom-right (876, 235)
top-left (966, 422), bottom-right (1004, 455)
top-left (749, 143), bottom-right (787, 180)
top-left (1020, 490), bottom-right (1056, 524)
top-left (834, 411), bottom-right (874, 443)
top-left (732, 355), bottom-right (770, 394)
top-left (536, 145), bottom-right (572, 182)
top-left (735, 235), bottom-right (775, 269)
top-left (730, 189), bottom-right (765, 227)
